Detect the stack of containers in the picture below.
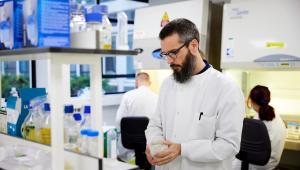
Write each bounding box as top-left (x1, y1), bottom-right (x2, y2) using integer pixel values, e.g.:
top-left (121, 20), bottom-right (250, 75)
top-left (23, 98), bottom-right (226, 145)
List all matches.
top-left (0, 0), bottom-right (24, 49)
top-left (23, 0), bottom-right (70, 47)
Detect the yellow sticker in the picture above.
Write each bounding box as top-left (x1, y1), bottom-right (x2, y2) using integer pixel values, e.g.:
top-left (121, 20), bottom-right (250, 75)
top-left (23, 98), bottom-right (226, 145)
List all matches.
top-left (266, 42), bottom-right (285, 48)
top-left (161, 12), bottom-right (170, 27)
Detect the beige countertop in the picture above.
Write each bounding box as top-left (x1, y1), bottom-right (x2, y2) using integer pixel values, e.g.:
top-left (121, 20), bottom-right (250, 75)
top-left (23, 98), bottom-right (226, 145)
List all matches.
top-left (285, 139), bottom-right (300, 151)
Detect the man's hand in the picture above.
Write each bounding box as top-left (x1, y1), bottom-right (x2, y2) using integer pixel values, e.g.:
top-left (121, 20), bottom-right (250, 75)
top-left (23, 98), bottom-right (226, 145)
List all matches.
top-left (152, 140), bottom-right (181, 166)
top-left (145, 144), bottom-right (155, 165)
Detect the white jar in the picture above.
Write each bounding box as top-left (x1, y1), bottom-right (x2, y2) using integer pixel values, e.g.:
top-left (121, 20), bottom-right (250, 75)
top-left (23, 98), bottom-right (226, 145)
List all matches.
top-left (86, 130), bottom-right (99, 157)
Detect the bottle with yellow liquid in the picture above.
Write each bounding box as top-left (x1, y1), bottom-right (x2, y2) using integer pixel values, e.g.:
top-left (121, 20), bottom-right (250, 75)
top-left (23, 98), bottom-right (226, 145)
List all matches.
top-left (24, 122), bottom-right (36, 141)
top-left (40, 103), bottom-right (51, 145)
top-left (23, 106), bottom-right (38, 141)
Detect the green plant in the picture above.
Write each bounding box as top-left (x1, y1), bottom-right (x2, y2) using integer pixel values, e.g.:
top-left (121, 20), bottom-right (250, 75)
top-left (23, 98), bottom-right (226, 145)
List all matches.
top-left (71, 76), bottom-right (90, 97)
top-left (1, 75), bottom-right (29, 98)
top-left (70, 76), bottom-right (117, 96)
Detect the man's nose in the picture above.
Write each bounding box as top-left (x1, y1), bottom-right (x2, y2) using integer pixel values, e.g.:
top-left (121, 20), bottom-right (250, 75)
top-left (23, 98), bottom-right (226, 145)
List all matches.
top-left (166, 56), bottom-right (174, 65)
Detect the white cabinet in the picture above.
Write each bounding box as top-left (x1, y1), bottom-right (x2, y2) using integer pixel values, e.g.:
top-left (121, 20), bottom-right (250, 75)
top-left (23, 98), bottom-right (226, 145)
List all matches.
top-left (221, 0), bottom-right (300, 69)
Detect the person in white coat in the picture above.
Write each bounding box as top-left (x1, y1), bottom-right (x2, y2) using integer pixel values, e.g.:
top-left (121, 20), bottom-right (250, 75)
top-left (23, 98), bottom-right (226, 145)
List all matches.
top-left (233, 85), bottom-right (287, 170)
top-left (116, 72), bottom-right (158, 125)
top-left (116, 72), bottom-right (158, 162)
top-left (145, 18), bottom-right (245, 170)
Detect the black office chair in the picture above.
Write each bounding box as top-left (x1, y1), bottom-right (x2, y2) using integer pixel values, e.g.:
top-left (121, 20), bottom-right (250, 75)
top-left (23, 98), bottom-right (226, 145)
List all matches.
top-left (236, 118), bottom-right (271, 170)
top-left (120, 117), bottom-right (151, 170)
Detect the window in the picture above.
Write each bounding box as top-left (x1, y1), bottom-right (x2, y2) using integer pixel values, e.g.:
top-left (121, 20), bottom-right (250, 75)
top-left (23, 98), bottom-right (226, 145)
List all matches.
top-left (70, 24), bottom-right (136, 97)
top-left (1, 61), bottom-right (30, 98)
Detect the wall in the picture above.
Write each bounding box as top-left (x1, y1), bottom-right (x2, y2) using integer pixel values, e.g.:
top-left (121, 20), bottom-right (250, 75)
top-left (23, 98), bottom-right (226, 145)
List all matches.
top-left (134, 0), bottom-right (209, 69)
top-left (103, 105), bottom-right (119, 126)
top-left (224, 69), bottom-right (300, 116)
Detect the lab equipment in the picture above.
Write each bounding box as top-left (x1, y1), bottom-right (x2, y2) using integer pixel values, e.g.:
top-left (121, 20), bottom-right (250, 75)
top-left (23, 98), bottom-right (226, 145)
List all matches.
top-left (116, 11), bottom-right (129, 50)
top-left (40, 103), bottom-right (51, 145)
top-left (79, 129), bottom-right (88, 154)
top-left (23, 0), bottom-right (70, 47)
top-left (107, 128), bottom-right (117, 158)
top-left (82, 105), bottom-right (91, 129)
top-left (70, 2), bottom-right (86, 33)
top-left (87, 130), bottom-right (99, 157)
top-left (94, 5), bottom-right (112, 49)
top-left (64, 104), bottom-right (78, 150)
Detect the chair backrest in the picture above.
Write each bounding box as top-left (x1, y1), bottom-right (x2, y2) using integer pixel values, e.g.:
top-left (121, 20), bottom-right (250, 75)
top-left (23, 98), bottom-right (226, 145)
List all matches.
top-left (120, 117), bottom-right (149, 152)
top-left (236, 118), bottom-right (271, 166)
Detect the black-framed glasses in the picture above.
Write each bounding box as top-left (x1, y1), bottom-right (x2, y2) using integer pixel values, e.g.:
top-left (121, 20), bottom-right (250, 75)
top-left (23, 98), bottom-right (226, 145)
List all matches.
top-left (152, 42), bottom-right (188, 60)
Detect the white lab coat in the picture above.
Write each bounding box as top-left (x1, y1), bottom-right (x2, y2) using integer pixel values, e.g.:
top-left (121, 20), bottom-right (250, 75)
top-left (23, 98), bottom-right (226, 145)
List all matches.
top-left (145, 67), bottom-right (245, 170)
top-left (233, 113), bottom-right (287, 170)
top-left (116, 85), bottom-right (158, 126)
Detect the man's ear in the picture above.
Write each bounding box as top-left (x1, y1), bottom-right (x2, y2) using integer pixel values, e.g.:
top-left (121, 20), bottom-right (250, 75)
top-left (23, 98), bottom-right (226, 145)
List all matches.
top-left (188, 39), bottom-right (199, 54)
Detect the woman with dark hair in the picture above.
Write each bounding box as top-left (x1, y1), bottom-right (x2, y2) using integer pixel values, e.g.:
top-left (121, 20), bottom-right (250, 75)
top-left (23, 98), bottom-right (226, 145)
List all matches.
top-left (234, 85), bottom-right (287, 170)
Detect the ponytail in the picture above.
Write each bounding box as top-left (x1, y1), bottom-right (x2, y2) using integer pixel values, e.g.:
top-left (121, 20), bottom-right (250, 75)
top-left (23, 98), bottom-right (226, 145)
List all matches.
top-left (258, 105), bottom-right (275, 121)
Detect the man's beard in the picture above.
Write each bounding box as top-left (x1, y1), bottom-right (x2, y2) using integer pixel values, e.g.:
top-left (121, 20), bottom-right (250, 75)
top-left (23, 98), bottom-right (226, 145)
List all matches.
top-left (170, 51), bottom-right (196, 83)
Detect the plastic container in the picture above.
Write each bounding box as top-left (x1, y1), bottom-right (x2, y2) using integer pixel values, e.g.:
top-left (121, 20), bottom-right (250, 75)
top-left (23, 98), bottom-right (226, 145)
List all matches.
top-left (87, 130), bottom-right (99, 157)
top-left (93, 5), bottom-right (112, 49)
top-left (23, 106), bottom-right (38, 141)
top-left (70, 3), bottom-right (86, 33)
top-left (116, 12), bottom-right (129, 50)
top-left (107, 129), bottom-right (117, 158)
top-left (64, 105), bottom-right (78, 150)
top-left (40, 103), bottom-right (51, 145)
top-left (85, 13), bottom-right (102, 31)
top-left (10, 87), bottom-right (18, 97)
top-left (83, 105), bottom-right (91, 129)
top-left (79, 129), bottom-right (88, 154)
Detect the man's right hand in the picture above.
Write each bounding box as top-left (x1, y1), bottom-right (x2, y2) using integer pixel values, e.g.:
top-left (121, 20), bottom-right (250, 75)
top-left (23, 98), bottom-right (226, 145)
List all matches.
top-left (145, 144), bottom-right (155, 165)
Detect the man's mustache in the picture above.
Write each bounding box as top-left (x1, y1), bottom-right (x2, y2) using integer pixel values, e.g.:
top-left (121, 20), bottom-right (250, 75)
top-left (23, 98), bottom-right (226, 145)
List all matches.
top-left (170, 64), bottom-right (181, 69)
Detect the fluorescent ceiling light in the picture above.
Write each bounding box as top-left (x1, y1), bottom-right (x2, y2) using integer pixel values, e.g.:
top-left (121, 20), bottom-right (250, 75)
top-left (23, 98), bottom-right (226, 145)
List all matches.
top-left (101, 0), bottom-right (149, 14)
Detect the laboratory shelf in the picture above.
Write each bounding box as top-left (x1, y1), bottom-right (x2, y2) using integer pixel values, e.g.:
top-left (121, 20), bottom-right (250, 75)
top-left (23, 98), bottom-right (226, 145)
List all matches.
top-left (0, 132), bottom-right (101, 170)
top-left (0, 47), bottom-right (139, 170)
top-left (0, 47), bottom-right (139, 61)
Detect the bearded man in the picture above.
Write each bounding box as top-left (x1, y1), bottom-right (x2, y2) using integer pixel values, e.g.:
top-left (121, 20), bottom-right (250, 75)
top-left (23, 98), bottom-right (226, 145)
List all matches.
top-left (145, 18), bottom-right (245, 170)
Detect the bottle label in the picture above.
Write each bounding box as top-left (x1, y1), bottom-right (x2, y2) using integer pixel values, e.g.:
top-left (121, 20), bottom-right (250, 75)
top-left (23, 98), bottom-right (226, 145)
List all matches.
top-left (100, 29), bottom-right (112, 49)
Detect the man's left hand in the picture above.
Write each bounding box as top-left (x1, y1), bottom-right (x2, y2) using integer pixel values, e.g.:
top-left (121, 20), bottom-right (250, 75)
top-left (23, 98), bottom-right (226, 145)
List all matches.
top-left (152, 140), bottom-right (181, 166)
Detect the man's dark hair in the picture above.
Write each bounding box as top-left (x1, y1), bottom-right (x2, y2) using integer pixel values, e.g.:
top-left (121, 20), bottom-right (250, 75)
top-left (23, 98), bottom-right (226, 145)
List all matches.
top-left (159, 18), bottom-right (200, 44)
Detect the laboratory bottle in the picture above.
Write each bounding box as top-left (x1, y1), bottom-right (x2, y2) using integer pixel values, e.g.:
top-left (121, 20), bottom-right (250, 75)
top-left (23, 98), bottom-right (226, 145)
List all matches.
top-left (64, 104), bottom-right (78, 150)
top-left (85, 12), bottom-right (103, 49)
top-left (93, 5), bottom-right (112, 49)
top-left (116, 12), bottom-right (129, 50)
top-left (79, 129), bottom-right (88, 154)
top-left (40, 103), bottom-right (51, 145)
top-left (23, 106), bottom-right (36, 141)
top-left (87, 130), bottom-right (99, 157)
top-left (10, 87), bottom-right (18, 97)
top-left (70, 2), bottom-right (86, 33)
top-left (73, 113), bottom-right (82, 151)
top-left (107, 129), bottom-right (117, 159)
top-left (83, 105), bottom-right (91, 129)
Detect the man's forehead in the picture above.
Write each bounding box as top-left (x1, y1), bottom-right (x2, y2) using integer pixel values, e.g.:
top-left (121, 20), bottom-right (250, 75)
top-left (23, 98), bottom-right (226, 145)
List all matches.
top-left (160, 34), bottom-right (181, 52)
